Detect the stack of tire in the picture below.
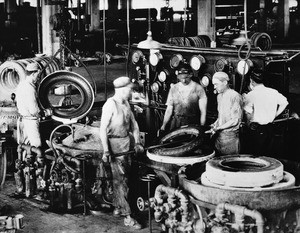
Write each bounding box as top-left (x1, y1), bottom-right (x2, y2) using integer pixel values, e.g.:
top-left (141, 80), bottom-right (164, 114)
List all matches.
top-left (0, 56), bottom-right (61, 102)
top-left (249, 32), bottom-right (272, 51)
top-left (168, 35), bottom-right (211, 48)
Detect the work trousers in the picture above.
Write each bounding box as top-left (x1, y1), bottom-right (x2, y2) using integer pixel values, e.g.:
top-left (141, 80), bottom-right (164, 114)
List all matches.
top-left (108, 136), bottom-right (132, 216)
top-left (247, 122), bottom-right (274, 156)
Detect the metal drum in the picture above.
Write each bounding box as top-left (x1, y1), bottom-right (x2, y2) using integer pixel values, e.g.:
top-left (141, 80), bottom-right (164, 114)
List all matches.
top-left (0, 56), bottom-right (61, 102)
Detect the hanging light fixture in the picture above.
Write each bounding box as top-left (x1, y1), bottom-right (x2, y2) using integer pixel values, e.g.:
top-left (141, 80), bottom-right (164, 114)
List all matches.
top-left (137, 5), bottom-right (161, 49)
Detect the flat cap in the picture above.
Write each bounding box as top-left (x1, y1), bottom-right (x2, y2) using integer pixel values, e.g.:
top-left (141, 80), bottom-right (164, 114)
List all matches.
top-left (177, 63), bottom-right (192, 77)
top-left (26, 62), bottom-right (40, 72)
top-left (113, 76), bottom-right (133, 88)
top-left (212, 71), bottom-right (229, 82)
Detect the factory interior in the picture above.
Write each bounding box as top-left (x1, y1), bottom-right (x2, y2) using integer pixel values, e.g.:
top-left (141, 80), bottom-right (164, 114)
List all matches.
top-left (1, 0), bottom-right (300, 232)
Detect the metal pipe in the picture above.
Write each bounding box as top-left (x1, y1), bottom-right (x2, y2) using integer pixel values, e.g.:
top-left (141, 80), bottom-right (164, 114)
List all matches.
top-left (216, 203), bottom-right (264, 233)
top-left (77, 0), bottom-right (81, 32)
top-left (36, 0), bottom-right (42, 54)
top-left (154, 185), bottom-right (189, 223)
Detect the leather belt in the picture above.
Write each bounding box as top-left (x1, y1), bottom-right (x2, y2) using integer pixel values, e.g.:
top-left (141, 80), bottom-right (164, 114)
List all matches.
top-left (108, 134), bottom-right (129, 138)
top-left (19, 116), bottom-right (38, 120)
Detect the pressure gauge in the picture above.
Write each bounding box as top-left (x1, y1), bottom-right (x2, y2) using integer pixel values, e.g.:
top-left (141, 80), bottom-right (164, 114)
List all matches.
top-left (151, 82), bottom-right (160, 93)
top-left (237, 59), bottom-right (253, 75)
top-left (215, 58), bottom-right (228, 72)
top-left (158, 70), bottom-right (169, 82)
top-left (170, 54), bottom-right (183, 69)
top-left (199, 74), bottom-right (210, 87)
top-left (190, 55), bottom-right (205, 71)
top-left (131, 50), bottom-right (143, 64)
top-left (149, 52), bottom-right (162, 66)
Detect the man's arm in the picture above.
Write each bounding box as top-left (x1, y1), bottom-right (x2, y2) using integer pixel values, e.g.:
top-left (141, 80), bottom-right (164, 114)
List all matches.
top-left (130, 111), bottom-right (141, 144)
top-left (275, 94), bottom-right (288, 118)
top-left (99, 102), bottom-right (113, 153)
top-left (28, 89), bottom-right (41, 117)
top-left (199, 96), bottom-right (207, 126)
top-left (161, 105), bottom-right (173, 130)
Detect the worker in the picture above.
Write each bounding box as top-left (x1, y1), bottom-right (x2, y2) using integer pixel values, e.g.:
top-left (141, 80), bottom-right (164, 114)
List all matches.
top-left (160, 63), bottom-right (207, 132)
top-left (206, 71), bottom-right (243, 155)
top-left (243, 69), bottom-right (288, 156)
top-left (15, 62), bottom-right (47, 148)
top-left (99, 76), bottom-right (143, 230)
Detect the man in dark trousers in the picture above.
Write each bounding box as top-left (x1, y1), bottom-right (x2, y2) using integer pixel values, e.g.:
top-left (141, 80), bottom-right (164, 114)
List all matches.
top-left (243, 69), bottom-right (288, 156)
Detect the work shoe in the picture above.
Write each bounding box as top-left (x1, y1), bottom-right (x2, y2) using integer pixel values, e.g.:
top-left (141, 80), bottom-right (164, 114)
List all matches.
top-left (113, 207), bottom-right (121, 216)
top-left (124, 216), bottom-right (142, 230)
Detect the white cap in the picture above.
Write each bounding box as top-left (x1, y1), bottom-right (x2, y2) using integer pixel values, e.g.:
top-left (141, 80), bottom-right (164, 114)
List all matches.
top-left (113, 76), bottom-right (133, 88)
top-left (212, 71), bottom-right (229, 82)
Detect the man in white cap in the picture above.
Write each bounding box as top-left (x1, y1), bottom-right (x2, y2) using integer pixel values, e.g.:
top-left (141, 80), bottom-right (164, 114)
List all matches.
top-left (99, 76), bottom-right (143, 229)
top-left (207, 71), bottom-right (243, 155)
top-left (160, 63), bottom-right (207, 131)
top-left (15, 62), bottom-right (43, 148)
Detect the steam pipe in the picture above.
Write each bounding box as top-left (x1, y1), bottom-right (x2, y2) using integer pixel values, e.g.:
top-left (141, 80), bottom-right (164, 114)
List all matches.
top-left (216, 203), bottom-right (264, 233)
top-left (154, 185), bottom-right (189, 223)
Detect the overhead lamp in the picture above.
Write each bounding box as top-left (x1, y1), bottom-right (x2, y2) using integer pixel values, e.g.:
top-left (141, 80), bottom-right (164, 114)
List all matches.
top-left (137, 31), bottom-right (162, 50)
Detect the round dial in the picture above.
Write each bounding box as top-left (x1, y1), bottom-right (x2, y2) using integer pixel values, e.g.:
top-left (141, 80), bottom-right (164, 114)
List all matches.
top-left (132, 50), bottom-right (143, 64)
top-left (237, 60), bottom-right (252, 75)
top-left (200, 75), bottom-right (210, 87)
top-left (190, 55), bottom-right (205, 71)
top-left (149, 53), bottom-right (160, 66)
top-left (170, 54), bottom-right (183, 68)
top-left (158, 70), bottom-right (167, 82)
top-left (215, 58), bottom-right (228, 71)
top-left (151, 82), bottom-right (160, 93)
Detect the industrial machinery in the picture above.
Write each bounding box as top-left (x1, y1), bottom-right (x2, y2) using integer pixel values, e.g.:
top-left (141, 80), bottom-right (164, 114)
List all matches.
top-left (126, 43), bottom-right (297, 150)
top-left (137, 155), bottom-right (300, 233)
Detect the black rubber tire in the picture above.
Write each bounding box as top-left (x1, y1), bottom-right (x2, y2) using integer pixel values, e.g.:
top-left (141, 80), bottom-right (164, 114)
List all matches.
top-left (38, 70), bottom-right (94, 123)
top-left (150, 125), bottom-right (204, 157)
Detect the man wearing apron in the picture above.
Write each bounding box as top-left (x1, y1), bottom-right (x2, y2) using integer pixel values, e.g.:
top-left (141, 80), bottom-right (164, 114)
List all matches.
top-left (160, 63), bottom-right (207, 131)
top-left (207, 71), bottom-right (243, 155)
top-left (16, 62), bottom-right (42, 148)
top-left (99, 76), bottom-right (143, 230)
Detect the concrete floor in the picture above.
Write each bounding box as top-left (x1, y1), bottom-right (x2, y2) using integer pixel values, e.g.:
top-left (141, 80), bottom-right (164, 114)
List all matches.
top-left (0, 176), bottom-right (159, 233)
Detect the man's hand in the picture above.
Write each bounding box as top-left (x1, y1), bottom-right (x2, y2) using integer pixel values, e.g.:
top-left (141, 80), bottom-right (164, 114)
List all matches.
top-left (43, 108), bottom-right (53, 117)
top-left (102, 151), bottom-right (111, 163)
top-left (134, 143), bottom-right (144, 155)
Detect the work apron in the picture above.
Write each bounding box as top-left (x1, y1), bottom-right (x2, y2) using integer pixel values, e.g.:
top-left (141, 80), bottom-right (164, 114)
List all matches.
top-left (17, 116), bottom-right (41, 148)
